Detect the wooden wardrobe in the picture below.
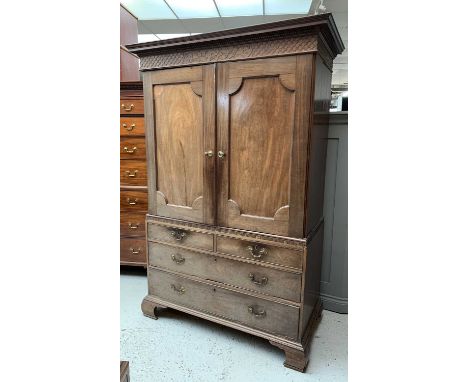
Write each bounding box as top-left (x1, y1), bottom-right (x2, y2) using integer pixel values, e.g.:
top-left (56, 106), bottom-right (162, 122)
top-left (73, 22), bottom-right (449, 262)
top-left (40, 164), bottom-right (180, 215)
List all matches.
top-left (127, 14), bottom-right (344, 372)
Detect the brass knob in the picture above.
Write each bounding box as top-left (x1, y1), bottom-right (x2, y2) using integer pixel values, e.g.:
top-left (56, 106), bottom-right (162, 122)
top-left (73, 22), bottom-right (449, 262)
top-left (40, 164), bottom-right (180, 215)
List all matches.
top-left (127, 198), bottom-right (138, 205)
top-left (125, 170), bottom-right (138, 178)
top-left (122, 103), bottom-right (134, 111)
top-left (168, 228), bottom-right (188, 241)
top-left (129, 247), bottom-right (141, 255)
top-left (171, 254), bottom-right (185, 264)
top-left (128, 223), bottom-right (139, 229)
top-left (204, 150), bottom-right (214, 157)
top-left (248, 273), bottom-right (268, 286)
top-left (246, 245), bottom-right (268, 259)
top-left (171, 284), bottom-right (186, 295)
top-left (248, 305), bottom-right (266, 318)
top-left (123, 146), bottom-right (137, 154)
top-left (217, 151), bottom-right (226, 158)
top-left (122, 123), bottom-right (135, 131)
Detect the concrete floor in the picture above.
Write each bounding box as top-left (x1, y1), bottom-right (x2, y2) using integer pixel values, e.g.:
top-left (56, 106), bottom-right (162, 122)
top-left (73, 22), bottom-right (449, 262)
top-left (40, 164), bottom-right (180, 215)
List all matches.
top-left (121, 268), bottom-right (347, 382)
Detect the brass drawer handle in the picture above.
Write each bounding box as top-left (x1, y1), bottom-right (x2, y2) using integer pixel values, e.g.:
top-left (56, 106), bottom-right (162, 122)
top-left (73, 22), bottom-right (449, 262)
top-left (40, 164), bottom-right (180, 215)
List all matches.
top-left (246, 245), bottom-right (268, 259)
top-left (171, 284), bottom-right (185, 295)
top-left (122, 103), bottom-right (134, 111)
top-left (204, 150), bottom-right (214, 157)
top-left (129, 247), bottom-right (141, 255)
top-left (127, 198), bottom-right (138, 205)
top-left (168, 228), bottom-right (188, 241)
top-left (128, 223), bottom-right (139, 229)
top-left (248, 305), bottom-right (266, 318)
top-left (125, 170), bottom-right (138, 178)
top-left (248, 273), bottom-right (268, 286)
top-left (122, 123), bottom-right (135, 131)
top-left (123, 146), bottom-right (137, 154)
top-left (171, 254), bottom-right (185, 264)
top-left (217, 150), bottom-right (226, 158)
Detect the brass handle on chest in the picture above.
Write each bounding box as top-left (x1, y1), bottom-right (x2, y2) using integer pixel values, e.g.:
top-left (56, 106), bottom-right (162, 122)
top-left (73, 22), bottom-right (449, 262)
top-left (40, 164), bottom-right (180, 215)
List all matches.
top-left (248, 305), bottom-right (266, 318)
top-left (171, 254), bottom-right (185, 264)
top-left (246, 245), bottom-right (268, 259)
top-left (217, 151), bottom-right (226, 158)
top-left (128, 223), bottom-right (139, 229)
top-left (123, 146), bottom-right (137, 154)
top-left (168, 228), bottom-right (188, 241)
top-left (121, 103), bottom-right (134, 111)
top-left (171, 284), bottom-right (186, 295)
top-left (122, 123), bottom-right (135, 131)
top-left (248, 273), bottom-right (268, 286)
top-left (127, 198), bottom-right (138, 205)
top-left (129, 247), bottom-right (141, 255)
top-left (125, 170), bottom-right (138, 177)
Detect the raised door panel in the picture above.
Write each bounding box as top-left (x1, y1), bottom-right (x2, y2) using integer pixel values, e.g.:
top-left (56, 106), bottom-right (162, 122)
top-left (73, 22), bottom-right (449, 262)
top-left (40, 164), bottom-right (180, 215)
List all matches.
top-left (143, 65), bottom-right (216, 224)
top-left (217, 56), bottom-right (313, 237)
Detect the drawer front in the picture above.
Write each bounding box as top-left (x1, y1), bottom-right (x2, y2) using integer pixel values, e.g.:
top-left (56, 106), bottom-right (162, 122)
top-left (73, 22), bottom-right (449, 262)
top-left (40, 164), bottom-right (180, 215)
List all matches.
top-left (149, 242), bottom-right (301, 302)
top-left (120, 117), bottom-right (145, 136)
top-left (147, 223), bottom-right (213, 251)
top-left (120, 190), bottom-right (148, 212)
top-left (216, 236), bottom-right (303, 270)
top-left (120, 160), bottom-right (147, 186)
top-left (120, 99), bottom-right (144, 115)
top-left (121, 212), bottom-right (146, 237)
top-left (120, 238), bottom-right (146, 264)
top-left (148, 268), bottom-right (299, 339)
top-left (120, 137), bottom-right (146, 160)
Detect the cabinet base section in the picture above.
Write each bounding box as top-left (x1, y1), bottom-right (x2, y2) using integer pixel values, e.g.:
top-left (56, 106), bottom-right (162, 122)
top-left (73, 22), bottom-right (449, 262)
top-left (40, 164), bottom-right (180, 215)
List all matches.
top-left (140, 294), bottom-right (323, 373)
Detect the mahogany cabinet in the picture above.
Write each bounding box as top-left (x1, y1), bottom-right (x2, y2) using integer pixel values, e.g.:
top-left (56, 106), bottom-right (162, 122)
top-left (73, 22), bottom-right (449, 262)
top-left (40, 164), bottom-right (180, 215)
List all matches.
top-left (120, 82), bottom-right (147, 266)
top-left (128, 14), bottom-right (344, 372)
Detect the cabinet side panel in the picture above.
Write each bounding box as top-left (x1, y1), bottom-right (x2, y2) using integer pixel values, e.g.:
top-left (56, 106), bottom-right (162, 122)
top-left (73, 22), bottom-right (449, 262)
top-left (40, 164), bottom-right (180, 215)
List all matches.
top-left (305, 54), bottom-right (332, 235)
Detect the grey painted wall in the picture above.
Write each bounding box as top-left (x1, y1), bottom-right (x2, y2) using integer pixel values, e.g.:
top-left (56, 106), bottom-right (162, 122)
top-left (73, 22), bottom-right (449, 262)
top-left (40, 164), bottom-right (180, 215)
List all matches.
top-left (321, 113), bottom-right (348, 313)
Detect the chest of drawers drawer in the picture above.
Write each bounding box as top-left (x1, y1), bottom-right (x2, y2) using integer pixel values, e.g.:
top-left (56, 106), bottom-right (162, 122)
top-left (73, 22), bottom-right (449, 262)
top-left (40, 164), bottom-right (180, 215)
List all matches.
top-left (120, 117), bottom-right (145, 136)
top-left (120, 190), bottom-right (148, 212)
top-left (120, 99), bottom-right (144, 115)
top-left (216, 236), bottom-right (303, 270)
top-left (120, 160), bottom-right (147, 186)
top-left (120, 238), bottom-right (146, 263)
top-left (120, 137), bottom-right (146, 160)
top-left (147, 223), bottom-right (214, 251)
top-left (148, 242), bottom-right (301, 302)
top-left (148, 267), bottom-right (299, 340)
top-left (121, 212), bottom-right (146, 237)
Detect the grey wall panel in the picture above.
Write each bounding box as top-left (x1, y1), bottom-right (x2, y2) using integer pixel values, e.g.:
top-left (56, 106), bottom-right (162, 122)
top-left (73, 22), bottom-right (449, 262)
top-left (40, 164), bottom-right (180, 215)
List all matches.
top-left (321, 112), bottom-right (348, 313)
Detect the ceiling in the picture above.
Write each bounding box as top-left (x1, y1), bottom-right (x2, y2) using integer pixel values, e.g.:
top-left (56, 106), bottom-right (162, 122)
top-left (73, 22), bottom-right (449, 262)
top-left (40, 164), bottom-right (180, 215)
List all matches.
top-left (121, 0), bottom-right (347, 85)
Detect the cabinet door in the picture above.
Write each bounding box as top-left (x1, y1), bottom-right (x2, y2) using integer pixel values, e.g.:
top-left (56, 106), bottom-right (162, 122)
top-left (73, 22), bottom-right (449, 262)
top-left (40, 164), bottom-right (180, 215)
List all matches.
top-left (143, 65), bottom-right (216, 224)
top-left (217, 56), bottom-right (313, 237)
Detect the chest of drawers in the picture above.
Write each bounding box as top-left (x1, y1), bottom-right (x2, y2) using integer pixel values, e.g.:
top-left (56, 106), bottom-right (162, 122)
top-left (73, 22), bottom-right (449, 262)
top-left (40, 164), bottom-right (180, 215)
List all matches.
top-left (120, 82), bottom-right (147, 266)
top-left (128, 14), bottom-right (344, 372)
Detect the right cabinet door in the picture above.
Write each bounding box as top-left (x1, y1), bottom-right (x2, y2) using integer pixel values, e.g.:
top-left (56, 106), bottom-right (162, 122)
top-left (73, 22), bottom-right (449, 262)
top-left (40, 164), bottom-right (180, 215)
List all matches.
top-left (217, 55), bottom-right (313, 238)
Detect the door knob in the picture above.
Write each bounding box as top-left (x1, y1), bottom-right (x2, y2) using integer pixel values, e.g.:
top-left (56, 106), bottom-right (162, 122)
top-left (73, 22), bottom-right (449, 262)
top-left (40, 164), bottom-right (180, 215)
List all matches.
top-left (204, 150), bottom-right (214, 157)
top-left (217, 151), bottom-right (226, 158)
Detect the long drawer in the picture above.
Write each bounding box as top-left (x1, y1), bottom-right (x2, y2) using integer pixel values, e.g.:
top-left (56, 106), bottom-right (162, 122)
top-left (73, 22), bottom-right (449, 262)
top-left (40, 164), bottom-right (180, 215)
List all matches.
top-left (216, 236), bottom-right (303, 270)
top-left (120, 117), bottom-right (145, 136)
top-left (149, 242), bottom-right (301, 302)
top-left (120, 189), bottom-right (148, 212)
top-left (148, 267), bottom-right (299, 339)
top-left (121, 212), bottom-right (146, 237)
top-left (120, 238), bottom-right (146, 264)
top-left (147, 223), bottom-right (214, 251)
top-left (120, 137), bottom-right (146, 160)
top-left (120, 99), bottom-right (144, 115)
top-left (120, 160), bottom-right (147, 186)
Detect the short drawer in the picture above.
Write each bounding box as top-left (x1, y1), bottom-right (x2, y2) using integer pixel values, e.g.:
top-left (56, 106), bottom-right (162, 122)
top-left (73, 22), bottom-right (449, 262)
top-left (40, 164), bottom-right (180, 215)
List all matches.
top-left (147, 223), bottom-right (213, 251)
top-left (148, 242), bottom-right (301, 302)
top-left (148, 268), bottom-right (299, 340)
top-left (120, 238), bottom-right (146, 264)
top-left (120, 117), bottom-right (145, 136)
top-left (121, 212), bottom-right (146, 237)
top-left (120, 190), bottom-right (148, 212)
top-left (216, 236), bottom-right (303, 270)
top-left (120, 137), bottom-right (146, 160)
top-left (120, 160), bottom-right (147, 186)
top-left (121, 99), bottom-right (144, 115)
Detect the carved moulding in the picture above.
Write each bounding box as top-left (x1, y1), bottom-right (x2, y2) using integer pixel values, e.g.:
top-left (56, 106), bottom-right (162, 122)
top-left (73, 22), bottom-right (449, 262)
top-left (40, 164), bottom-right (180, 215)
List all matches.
top-left (140, 33), bottom-right (319, 71)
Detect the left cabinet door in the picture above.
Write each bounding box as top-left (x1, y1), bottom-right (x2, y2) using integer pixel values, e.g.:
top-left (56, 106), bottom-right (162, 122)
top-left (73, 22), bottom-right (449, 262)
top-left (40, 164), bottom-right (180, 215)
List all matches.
top-left (143, 65), bottom-right (216, 224)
